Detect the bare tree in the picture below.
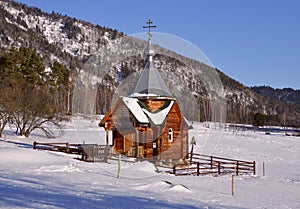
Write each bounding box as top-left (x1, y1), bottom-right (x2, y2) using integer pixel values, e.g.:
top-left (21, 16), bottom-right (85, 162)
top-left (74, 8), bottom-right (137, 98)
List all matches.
top-left (0, 111), bottom-right (9, 138)
top-left (0, 83), bottom-right (11, 138)
top-left (0, 47), bottom-right (68, 138)
top-left (8, 83), bottom-right (63, 138)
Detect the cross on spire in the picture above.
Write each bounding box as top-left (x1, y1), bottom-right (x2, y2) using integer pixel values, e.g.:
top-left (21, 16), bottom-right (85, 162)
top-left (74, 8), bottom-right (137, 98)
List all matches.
top-left (143, 19), bottom-right (156, 40)
top-left (143, 19), bottom-right (156, 60)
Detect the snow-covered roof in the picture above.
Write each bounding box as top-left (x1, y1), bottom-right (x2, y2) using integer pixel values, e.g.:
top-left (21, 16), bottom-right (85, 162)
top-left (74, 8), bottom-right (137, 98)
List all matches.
top-left (120, 97), bottom-right (149, 124)
top-left (142, 101), bottom-right (174, 125)
top-left (120, 97), bottom-right (174, 126)
top-left (130, 93), bottom-right (158, 98)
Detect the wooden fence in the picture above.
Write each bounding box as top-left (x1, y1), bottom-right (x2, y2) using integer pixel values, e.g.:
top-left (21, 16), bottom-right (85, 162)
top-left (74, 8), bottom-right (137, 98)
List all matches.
top-left (173, 153), bottom-right (255, 176)
top-left (33, 141), bottom-right (110, 162)
top-left (81, 144), bottom-right (110, 162)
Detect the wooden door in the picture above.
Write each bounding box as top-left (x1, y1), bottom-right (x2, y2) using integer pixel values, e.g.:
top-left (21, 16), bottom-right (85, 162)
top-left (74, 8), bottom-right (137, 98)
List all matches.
top-left (153, 139), bottom-right (158, 156)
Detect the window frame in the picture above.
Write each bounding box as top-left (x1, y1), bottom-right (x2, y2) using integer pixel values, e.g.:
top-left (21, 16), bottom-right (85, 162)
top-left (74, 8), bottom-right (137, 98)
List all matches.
top-left (168, 128), bottom-right (173, 143)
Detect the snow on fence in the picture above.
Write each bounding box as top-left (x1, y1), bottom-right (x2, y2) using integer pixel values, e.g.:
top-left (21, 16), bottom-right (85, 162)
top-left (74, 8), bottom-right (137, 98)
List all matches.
top-left (33, 141), bottom-right (110, 162)
top-left (173, 153), bottom-right (256, 176)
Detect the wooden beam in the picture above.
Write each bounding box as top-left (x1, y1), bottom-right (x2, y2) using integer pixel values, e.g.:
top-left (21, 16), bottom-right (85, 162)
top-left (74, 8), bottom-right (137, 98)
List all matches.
top-left (135, 129), bottom-right (139, 158)
top-left (106, 129), bottom-right (109, 145)
top-left (123, 135), bottom-right (126, 153)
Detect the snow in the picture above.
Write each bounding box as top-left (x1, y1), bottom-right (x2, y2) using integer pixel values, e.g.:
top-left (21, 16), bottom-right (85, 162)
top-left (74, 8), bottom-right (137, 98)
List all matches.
top-left (120, 96), bottom-right (149, 124)
top-left (0, 118), bottom-right (300, 208)
top-left (44, 67), bottom-right (52, 73)
top-left (120, 97), bottom-right (174, 125)
top-left (142, 101), bottom-right (174, 125)
top-left (135, 181), bottom-right (191, 193)
top-left (5, 17), bottom-right (28, 31)
top-left (130, 93), bottom-right (160, 98)
top-left (1, 0), bottom-right (110, 61)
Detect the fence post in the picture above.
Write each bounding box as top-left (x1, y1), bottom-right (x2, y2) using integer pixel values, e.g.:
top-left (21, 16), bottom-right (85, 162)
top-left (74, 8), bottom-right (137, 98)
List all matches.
top-left (235, 161), bottom-right (239, 175)
top-left (218, 162), bottom-right (221, 175)
top-left (92, 146), bottom-right (95, 162)
top-left (82, 149), bottom-right (85, 161)
top-left (210, 156), bottom-right (213, 170)
top-left (66, 142), bottom-right (69, 153)
top-left (33, 141), bottom-right (37, 149)
top-left (187, 163), bottom-right (190, 175)
top-left (173, 165), bottom-right (176, 176)
top-left (263, 161), bottom-right (265, 176)
top-left (197, 162), bottom-right (200, 176)
top-left (104, 146), bottom-right (108, 163)
top-left (117, 154), bottom-right (121, 178)
top-left (231, 175), bottom-right (235, 196)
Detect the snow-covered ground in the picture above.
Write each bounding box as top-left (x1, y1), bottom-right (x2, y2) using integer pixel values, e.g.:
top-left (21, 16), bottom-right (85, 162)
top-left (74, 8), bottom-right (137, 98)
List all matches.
top-left (0, 119), bottom-right (300, 209)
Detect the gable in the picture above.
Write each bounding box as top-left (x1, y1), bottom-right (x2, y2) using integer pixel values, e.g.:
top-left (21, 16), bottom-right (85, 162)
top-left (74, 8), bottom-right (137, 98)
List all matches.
top-left (141, 101), bottom-right (174, 125)
top-left (99, 96), bottom-right (192, 130)
top-left (120, 97), bottom-right (149, 124)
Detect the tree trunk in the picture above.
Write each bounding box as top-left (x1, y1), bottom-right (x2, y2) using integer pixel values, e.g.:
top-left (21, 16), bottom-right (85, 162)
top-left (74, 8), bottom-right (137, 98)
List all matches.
top-left (0, 120), bottom-right (7, 138)
top-left (25, 131), bottom-right (30, 138)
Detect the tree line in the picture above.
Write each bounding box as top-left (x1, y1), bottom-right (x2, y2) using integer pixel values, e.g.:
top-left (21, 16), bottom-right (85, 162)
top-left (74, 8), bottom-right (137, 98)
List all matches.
top-left (0, 46), bottom-right (298, 140)
top-left (0, 47), bottom-right (70, 138)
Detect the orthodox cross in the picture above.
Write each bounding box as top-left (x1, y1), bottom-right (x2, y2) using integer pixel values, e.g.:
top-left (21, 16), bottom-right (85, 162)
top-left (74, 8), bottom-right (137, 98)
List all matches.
top-left (143, 19), bottom-right (156, 38)
top-left (143, 19), bottom-right (156, 58)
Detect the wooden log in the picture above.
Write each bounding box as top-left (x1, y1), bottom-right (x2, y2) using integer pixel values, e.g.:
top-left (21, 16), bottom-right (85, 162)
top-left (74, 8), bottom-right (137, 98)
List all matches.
top-left (237, 167), bottom-right (253, 171)
top-left (190, 153), bottom-right (253, 164)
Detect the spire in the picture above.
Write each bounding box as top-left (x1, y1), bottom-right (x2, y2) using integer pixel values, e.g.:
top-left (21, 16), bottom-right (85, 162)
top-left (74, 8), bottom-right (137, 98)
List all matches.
top-left (143, 19), bottom-right (156, 62)
top-left (130, 20), bottom-right (172, 98)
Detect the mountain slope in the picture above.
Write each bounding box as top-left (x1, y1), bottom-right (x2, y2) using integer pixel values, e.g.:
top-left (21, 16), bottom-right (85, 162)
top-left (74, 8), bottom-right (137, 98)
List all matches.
top-left (1, 0), bottom-right (299, 127)
top-left (251, 86), bottom-right (300, 105)
top-left (0, 0), bottom-right (123, 68)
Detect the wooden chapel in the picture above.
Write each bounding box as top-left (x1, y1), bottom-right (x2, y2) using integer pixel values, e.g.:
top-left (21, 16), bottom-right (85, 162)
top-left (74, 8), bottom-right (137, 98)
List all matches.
top-left (99, 20), bottom-right (192, 162)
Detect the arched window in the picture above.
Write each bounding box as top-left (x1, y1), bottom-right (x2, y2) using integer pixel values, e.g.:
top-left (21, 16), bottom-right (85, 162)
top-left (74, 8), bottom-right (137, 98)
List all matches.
top-left (168, 128), bottom-right (173, 143)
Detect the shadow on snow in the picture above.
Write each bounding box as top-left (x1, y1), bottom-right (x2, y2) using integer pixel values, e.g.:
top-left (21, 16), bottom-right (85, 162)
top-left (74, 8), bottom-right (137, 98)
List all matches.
top-left (0, 176), bottom-right (242, 209)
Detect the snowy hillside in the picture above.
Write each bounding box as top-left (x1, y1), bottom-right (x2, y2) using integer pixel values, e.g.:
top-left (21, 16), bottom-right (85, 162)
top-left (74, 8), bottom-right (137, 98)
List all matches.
top-left (0, 0), bottom-right (120, 59)
top-left (0, 119), bottom-right (299, 209)
top-left (1, 0), bottom-right (300, 125)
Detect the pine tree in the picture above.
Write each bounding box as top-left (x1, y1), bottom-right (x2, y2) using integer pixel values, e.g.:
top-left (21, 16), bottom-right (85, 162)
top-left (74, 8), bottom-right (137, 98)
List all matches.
top-left (253, 112), bottom-right (267, 127)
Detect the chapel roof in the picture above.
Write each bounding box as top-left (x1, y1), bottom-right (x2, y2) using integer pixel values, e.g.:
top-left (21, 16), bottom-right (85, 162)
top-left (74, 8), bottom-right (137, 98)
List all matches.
top-left (120, 96), bottom-right (174, 125)
top-left (130, 20), bottom-right (172, 98)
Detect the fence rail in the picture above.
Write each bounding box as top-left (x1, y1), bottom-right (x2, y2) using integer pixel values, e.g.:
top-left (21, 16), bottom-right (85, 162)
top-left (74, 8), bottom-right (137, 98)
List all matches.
top-left (173, 153), bottom-right (255, 176)
top-left (33, 141), bottom-right (110, 162)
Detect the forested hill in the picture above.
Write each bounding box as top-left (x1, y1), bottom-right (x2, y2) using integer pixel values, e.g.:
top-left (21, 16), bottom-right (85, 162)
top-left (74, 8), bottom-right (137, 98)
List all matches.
top-left (0, 0), bottom-right (123, 68)
top-left (251, 86), bottom-right (300, 105)
top-left (0, 0), bottom-right (300, 129)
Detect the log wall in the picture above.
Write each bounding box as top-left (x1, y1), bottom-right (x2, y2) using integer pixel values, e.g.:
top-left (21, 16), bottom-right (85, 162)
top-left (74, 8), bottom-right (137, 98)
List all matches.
top-left (101, 98), bottom-right (189, 161)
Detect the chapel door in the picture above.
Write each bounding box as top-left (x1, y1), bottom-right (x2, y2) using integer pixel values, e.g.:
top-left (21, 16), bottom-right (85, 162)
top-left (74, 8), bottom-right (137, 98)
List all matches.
top-left (153, 139), bottom-right (158, 156)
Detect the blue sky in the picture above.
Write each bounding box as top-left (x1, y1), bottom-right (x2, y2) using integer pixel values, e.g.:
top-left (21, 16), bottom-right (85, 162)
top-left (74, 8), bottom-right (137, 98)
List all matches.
top-left (17, 0), bottom-right (300, 89)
